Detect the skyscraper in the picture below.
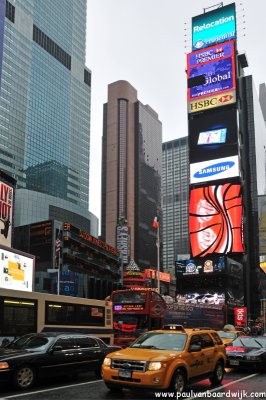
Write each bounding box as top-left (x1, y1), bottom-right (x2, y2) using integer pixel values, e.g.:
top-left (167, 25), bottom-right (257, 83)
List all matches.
top-left (101, 80), bottom-right (162, 271)
top-left (162, 137), bottom-right (189, 279)
top-left (1, 0), bottom-right (93, 228)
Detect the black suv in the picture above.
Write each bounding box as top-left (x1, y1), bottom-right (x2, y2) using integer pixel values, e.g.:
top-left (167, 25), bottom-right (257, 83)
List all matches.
top-left (0, 332), bottom-right (120, 390)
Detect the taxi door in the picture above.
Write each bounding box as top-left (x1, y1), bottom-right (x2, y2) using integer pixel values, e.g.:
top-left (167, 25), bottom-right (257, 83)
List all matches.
top-left (199, 333), bottom-right (216, 373)
top-left (187, 334), bottom-right (206, 378)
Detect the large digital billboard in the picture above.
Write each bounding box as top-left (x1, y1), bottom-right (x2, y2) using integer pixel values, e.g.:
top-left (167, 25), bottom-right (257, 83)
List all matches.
top-left (176, 255), bottom-right (225, 276)
top-left (190, 155), bottom-right (240, 184)
top-left (0, 246), bottom-right (35, 291)
top-left (187, 41), bottom-right (236, 112)
top-left (192, 3), bottom-right (236, 51)
top-left (189, 108), bottom-right (238, 164)
top-left (189, 183), bottom-right (244, 257)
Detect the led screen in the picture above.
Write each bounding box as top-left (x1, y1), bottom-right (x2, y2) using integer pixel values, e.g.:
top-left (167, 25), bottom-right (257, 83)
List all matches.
top-left (176, 256), bottom-right (225, 276)
top-left (0, 179), bottom-right (15, 248)
top-left (189, 107), bottom-right (238, 164)
top-left (192, 3), bottom-right (236, 51)
top-left (190, 155), bottom-right (240, 184)
top-left (189, 183), bottom-right (244, 257)
top-left (198, 128), bottom-right (227, 145)
top-left (0, 247), bottom-right (34, 292)
top-left (187, 41), bottom-right (236, 102)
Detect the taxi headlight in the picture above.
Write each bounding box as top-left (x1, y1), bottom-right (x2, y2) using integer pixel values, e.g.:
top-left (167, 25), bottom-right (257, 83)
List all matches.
top-left (148, 362), bottom-right (163, 371)
top-left (103, 357), bottom-right (112, 367)
top-left (0, 362), bottom-right (9, 370)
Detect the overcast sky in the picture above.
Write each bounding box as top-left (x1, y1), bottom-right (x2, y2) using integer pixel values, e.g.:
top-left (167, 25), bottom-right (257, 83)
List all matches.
top-left (86, 0), bottom-right (266, 225)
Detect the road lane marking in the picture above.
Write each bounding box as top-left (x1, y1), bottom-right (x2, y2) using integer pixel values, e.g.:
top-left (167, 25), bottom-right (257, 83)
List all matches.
top-left (1, 379), bottom-right (102, 399)
top-left (187, 373), bottom-right (259, 399)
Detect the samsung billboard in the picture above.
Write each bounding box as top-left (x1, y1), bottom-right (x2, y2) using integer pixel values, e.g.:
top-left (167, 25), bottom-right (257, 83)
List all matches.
top-left (192, 3), bottom-right (236, 51)
top-left (189, 183), bottom-right (244, 257)
top-left (190, 155), bottom-right (240, 184)
top-left (187, 41), bottom-right (236, 109)
top-left (189, 108), bottom-right (239, 164)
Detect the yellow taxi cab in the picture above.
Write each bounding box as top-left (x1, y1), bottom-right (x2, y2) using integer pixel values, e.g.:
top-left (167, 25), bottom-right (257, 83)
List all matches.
top-left (216, 329), bottom-right (244, 345)
top-left (102, 324), bottom-right (226, 394)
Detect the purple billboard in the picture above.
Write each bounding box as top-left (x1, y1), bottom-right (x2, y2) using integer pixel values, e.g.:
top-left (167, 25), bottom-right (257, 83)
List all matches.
top-left (187, 40), bottom-right (236, 102)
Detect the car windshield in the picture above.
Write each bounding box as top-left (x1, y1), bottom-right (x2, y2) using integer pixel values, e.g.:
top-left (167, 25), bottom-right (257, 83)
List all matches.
top-left (232, 337), bottom-right (266, 349)
top-left (217, 331), bottom-right (237, 339)
top-left (8, 335), bottom-right (51, 351)
top-left (130, 332), bottom-right (187, 351)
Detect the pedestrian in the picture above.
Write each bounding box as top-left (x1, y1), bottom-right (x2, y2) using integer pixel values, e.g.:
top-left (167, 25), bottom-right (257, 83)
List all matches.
top-left (0, 337), bottom-right (10, 347)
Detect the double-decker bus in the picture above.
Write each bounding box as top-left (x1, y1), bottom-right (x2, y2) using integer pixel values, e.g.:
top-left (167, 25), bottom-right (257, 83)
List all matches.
top-left (110, 288), bottom-right (166, 347)
top-left (0, 288), bottom-right (114, 344)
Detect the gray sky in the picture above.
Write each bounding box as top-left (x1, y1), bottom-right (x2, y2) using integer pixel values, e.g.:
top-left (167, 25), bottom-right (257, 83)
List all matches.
top-left (86, 0), bottom-right (266, 223)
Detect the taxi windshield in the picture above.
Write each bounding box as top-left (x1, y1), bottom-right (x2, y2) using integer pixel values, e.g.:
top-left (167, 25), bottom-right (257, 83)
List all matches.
top-left (130, 332), bottom-right (187, 351)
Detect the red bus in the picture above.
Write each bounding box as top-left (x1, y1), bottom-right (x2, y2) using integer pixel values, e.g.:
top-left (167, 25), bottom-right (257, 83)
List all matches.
top-left (110, 288), bottom-right (166, 347)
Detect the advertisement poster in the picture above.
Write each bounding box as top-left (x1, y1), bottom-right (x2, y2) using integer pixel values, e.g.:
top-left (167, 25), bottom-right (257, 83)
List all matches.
top-left (189, 183), bottom-right (244, 257)
top-left (189, 108), bottom-right (238, 164)
top-left (234, 307), bottom-right (247, 327)
top-left (0, 180), bottom-right (14, 247)
top-left (192, 3), bottom-right (236, 51)
top-left (175, 256), bottom-right (225, 276)
top-left (190, 155), bottom-right (240, 184)
top-left (0, 246), bottom-right (34, 292)
top-left (187, 41), bottom-right (236, 104)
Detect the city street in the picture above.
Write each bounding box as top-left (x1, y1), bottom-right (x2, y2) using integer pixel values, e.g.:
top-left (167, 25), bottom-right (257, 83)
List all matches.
top-left (0, 370), bottom-right (265, 400)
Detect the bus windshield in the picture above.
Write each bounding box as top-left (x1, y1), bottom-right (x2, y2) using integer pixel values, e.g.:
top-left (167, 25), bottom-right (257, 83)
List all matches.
top-left (112, 291), bottom-right (147, 304)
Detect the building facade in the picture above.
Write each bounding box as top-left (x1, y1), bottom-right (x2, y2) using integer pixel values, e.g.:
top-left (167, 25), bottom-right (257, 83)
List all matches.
top-left (101, 80), bottom-right (162, 272)
top-left (1, 0), bottom-right (91, 222)
top-left (162, 138), bottom-right (189, 279)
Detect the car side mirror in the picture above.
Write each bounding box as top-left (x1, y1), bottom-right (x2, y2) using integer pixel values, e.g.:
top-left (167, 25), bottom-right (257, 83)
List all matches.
top-left (189, 344), bottom-right (202, 352)
top-left (51, 345), bottom-right (63, 352)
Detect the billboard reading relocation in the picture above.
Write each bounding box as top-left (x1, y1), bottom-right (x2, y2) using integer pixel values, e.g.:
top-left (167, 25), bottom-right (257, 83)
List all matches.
top-left (192, 3), bottom-right (236, 51)
top-left (189, 183), bottom-right (244, 257)
top-left (0, 246), bottom-right (35, 292)
top-left (187, 41), bottom-right (236, 113)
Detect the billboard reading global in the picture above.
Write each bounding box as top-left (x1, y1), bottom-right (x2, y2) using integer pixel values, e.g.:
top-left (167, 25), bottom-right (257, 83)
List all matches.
top-left (187, 41), bottom-right (236, 113)
top-left (189, 183), bottom-right (244, 257)
top-left (192, 3), bottom-right (236, 51)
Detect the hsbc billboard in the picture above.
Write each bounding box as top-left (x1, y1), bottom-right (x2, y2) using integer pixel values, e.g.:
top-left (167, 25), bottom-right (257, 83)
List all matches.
top-left (187, 41), bottom-right (236, 113)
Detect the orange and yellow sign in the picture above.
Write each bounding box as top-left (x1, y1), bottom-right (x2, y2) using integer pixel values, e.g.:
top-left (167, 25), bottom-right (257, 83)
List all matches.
top-left (188, 90), bottom-right (236, 113)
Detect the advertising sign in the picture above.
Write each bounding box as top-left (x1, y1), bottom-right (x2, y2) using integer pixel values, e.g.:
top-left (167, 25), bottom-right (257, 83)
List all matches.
top-left (234, 307), bottom-right (247, 327)
top-left (0, 180), bottom-right (15, 247)
top-left (0, 246), bottom-right (35, 291)
top-left (187, 41), bottom-right (236, 109)
top-left (189, 108), bottom-right (239, 164)
top-left (189, 183), bottom-right (244, 257)
top-left (175, 256), bottom-right (225, 276)
top-left (192, 3), bottom-right (236, 51)
top-left (116, 224), bottom-right (130, 265)
top-left (188, 90), bottom-right (236, 113)
top-left (190, 155), bottom-right (240, 184)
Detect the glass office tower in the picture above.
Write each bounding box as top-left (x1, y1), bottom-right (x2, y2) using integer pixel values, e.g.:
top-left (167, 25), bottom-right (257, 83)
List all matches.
top-left (1, 0), bottom-right (91, 220)
top-left (162, 138), bottom-right (190, 279)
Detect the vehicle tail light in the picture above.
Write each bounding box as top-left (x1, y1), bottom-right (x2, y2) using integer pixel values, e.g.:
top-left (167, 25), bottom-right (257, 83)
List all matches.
top-left (226, 346), bottom-right (245, 352)
top-left (0, 362), bottom-right (9, 369)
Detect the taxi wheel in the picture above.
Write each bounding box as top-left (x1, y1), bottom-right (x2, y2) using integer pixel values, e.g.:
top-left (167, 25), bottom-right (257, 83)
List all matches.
top-left (105, 382), bottom-right (123, 392)
top-left (169, 369), bottom-right (186, 393)
top-left (210, 361), bottom-right (224, 385)
top-left (13, 365), bottom-right (36, 390)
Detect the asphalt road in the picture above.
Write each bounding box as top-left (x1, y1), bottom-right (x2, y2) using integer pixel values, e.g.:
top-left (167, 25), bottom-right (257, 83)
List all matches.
top-left (0, 369), bottom-right (265, 400)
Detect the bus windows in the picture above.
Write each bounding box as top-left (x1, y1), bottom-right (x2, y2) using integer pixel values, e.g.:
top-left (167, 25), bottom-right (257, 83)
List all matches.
top-left (2, 298), bottom-right (37, 336)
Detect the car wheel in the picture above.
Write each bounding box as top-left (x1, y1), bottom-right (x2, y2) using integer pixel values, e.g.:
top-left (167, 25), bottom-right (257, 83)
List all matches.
top-left (105, 382), bottom-right (123, 392)
top-left (210, 361), bottom-right (224, 385)
top-left (169, 369), bottom-right (186, 393)
top-left (13, 365), bottom-right (36, 390)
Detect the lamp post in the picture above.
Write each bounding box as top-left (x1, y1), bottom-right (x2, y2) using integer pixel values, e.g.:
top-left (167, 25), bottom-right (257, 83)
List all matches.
top-left (156, 220), bottom-right (160, 293)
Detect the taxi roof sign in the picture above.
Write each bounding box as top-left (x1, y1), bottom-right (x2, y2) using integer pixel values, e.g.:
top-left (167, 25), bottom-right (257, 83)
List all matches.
top-left (163, 324), bottom-right (186, 332)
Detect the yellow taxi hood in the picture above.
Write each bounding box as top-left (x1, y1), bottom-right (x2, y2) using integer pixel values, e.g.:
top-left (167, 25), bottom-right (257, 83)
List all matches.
top-left (107, 347), bottom-right (182, 361)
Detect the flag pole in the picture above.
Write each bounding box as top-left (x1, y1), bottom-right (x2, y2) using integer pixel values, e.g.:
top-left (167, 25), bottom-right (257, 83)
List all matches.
top-left (157, 220), bottom-right (160, 293)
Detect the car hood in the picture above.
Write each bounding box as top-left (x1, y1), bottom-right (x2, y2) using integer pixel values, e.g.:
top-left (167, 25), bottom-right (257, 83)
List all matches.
top-left (107, 347), bottom-right (182, 361)
top-left (0, 348), bottom-right (43, 360)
